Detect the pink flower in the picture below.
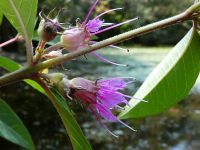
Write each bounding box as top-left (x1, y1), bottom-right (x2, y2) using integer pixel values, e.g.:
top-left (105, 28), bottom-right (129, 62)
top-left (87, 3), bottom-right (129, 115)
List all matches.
top-left (61, 77), bottom-right (138, 137)
top-left (60, 0), bottom-right (138, 66)
top-left (86, 18), bottom-right (104, 33)
top-left (60, 28), bottom-right (90, 52)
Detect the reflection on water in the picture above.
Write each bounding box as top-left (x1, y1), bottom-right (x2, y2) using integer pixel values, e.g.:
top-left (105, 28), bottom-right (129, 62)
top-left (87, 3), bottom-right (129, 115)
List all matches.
top-left (0, 47), bottom-right (200, 150)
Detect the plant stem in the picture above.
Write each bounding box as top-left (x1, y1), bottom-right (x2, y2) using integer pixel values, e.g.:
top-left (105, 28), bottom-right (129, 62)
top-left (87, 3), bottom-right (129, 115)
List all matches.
top-left (0, 35), bottom-right (19, 48)
top-left (0, 2), bottom-right (200, 87)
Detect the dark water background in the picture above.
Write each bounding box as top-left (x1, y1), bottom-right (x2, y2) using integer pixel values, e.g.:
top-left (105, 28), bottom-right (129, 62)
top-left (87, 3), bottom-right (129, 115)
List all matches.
top-left (0, 47), bottom-right (200, 150)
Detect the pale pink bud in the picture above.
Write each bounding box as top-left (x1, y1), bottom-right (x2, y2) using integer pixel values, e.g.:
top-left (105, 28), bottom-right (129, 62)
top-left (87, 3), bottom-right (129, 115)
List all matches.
top-left (43, 50), bottom-right (63, 59)
top-left (60, 28), bottom-right (90, 52)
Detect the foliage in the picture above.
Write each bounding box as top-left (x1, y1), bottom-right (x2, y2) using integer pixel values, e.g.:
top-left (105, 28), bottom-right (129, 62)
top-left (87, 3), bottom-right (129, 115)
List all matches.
top-left (49, 87), bottom-right (92, 150)
top-left (0, 56), bottom-right (45, 94)
top-left (0, 98), bottom-right (34, 149)
top-left (120, 28), bottom-right (200, 118)
top-left (0, 0), bottom-right (37, 39)
top-left (0, 12), bottom-right (3, 25)
top-left (0, 0), bottom-right (200, 149)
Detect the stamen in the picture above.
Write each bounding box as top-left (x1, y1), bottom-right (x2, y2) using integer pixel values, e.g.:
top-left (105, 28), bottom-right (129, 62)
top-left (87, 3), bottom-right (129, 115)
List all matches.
top-left (109, 45), bottom-right (129, 52)
top-left (101, 23), bottom-right (114, 27)
top-left (120, 93), bottom-right (148, 102)
top-left (115, 105), bottom-right (125, 110)
top-left (88, 105), bottom-right (119, 138)
top-left (120, 94), bottom-right (134, 99)
top-left (94, 8), bottom-right (123, 19)
top-left (84, 0), bottom-right (99, 24)
top-left (90, 41), bottom-right (128, 52)
top-left (91, 52), bottom-right (128, 67)
top-left (118, 119), bottom-right (137, 132)
top-left (132, 97), bottom-right (148, 103)
top-left (102, 123), bottom-right (119, 138)
top-left (92, 17), bottom-right (138, 35)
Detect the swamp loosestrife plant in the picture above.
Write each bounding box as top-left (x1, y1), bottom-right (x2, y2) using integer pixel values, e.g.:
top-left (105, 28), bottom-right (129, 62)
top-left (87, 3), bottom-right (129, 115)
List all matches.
top-left (48, 73), bottom-right (145, 137)
top-left (0, 0), bottom-right (200, 149)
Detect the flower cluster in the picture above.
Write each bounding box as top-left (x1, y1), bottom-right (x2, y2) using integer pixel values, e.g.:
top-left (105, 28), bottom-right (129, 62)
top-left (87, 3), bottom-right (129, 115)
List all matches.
top-left (48, 73), bottom-right (143, 137)
top-left (39, 0), bottom-right (142, 137)
top-left (40, 0), bottom-right (137, 66)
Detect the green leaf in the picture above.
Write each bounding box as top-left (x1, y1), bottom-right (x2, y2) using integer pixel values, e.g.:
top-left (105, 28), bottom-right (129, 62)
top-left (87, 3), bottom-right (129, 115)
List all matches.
top-left (0, 56), bottom-right (45, 94)
top-left (24, 79), bottom-right (46, 95)
top-left (0, 11), bottom-right (3, 25)
top-left (0, 98), bottom-right (35, 149)
top-left (0, 56), bottom-right (21, 72)
top-left (49, 87), bottom-right (92, 150)
top-left (120, 28), bottom-right (200, 119)
top-left (0, 0), bottom-right (38, 39)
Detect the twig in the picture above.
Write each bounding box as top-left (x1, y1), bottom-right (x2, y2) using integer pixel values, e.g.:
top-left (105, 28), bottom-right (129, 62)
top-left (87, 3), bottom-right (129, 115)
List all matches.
top-left (0, 35), bottom-right (19, 48)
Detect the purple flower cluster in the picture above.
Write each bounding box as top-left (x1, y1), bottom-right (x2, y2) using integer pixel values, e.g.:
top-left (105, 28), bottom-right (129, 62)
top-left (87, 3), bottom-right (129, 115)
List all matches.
top-left (61, 77), bottom-right (137, 137)
top-left (58, 0), bottom-right (137, 66)
top-left (44, 0), bottom-right (141, 137)
top-left (86, 18), bottom-right (104, 33)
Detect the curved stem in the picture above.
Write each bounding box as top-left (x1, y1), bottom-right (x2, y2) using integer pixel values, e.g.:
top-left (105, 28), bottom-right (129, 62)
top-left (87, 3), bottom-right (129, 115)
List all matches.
top-left (43, 42), bottom-right (62, 54)
top-left (0, 35), bottom-right (19, 48)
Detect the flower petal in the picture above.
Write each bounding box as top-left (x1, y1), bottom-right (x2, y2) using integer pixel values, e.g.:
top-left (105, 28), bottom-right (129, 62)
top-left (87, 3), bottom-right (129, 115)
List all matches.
top-left (98, 89), bottom-right (128, 108)
top-left (73, 90), bottom-right (97, 104)
top-left (94, 104), bottom-right (117, 122)
top-left (98, 78), bottom-right (129, 90)
top-left (86, 18), bottom-right (104, 33)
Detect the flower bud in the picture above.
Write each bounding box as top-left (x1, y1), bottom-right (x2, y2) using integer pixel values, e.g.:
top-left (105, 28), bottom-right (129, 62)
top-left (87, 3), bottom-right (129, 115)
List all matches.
top-left (60, 28), bottom-right (90, 52)
top-left (47, 73), bottom-right (65, 85)
top-left (42, 50), bottom-right (63, 59)
top-left (38, 12), bottom-right (64, 42)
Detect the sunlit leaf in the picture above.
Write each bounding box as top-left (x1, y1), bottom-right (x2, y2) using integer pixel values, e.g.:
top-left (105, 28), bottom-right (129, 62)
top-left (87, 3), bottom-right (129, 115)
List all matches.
top-left (50, 87), bottom-right (92, 150)
top-left (0, 12), bottom-right (3, 25)
top-left (24, 79), bottom-right (46, 95)
top-left (0, 56), bottom-right (21, 72)
top-left (0, 0), bottom-right (38, 39)
top-left (0, 98), bottom-right (35, 149)
top-left (0, 56), bottom-right (45, 94)
top-left (120, 28), bottom-right (200, 119)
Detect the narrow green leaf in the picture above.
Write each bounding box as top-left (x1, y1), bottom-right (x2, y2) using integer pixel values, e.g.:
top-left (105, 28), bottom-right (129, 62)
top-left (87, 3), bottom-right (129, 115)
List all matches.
top-left (50, 87), bottom-right (92, 150)
top-left (0, 56), bottom-right (45, 94)
top-left (0, 56), bottom-right (21, 72)
top-left (0, 12), bottom-right (3, 25)
top-left (120, 28), bottom-right (200, 119)
top-left (0, 98), bottom-right (35, 149)
top-left (0, 57), bottom-right (92, 149)
top-left (0, 0), bottom-right (38, 39)
top-left (24, 79), bottom-right (46, 95)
